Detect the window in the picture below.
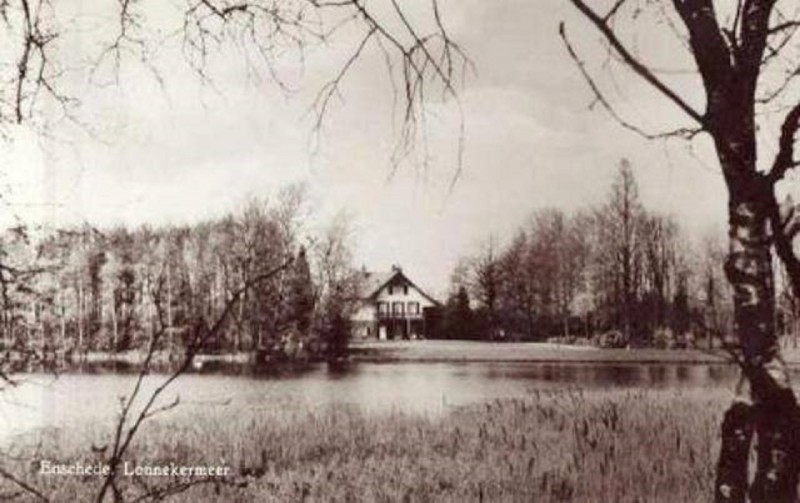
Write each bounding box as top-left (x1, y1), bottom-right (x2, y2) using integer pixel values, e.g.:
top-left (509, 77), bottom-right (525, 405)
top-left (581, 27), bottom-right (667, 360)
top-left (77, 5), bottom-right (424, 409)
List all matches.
top-left (377, 302), bottom-right (389, 315)
top-left (408, 302), bottom-right (419, 315)
top-left (392, 302), bottom-right (404, 315)
top-left (403, 285), bottom-right (409, 295)
top-left (387, 285), bottom-right (393, 295)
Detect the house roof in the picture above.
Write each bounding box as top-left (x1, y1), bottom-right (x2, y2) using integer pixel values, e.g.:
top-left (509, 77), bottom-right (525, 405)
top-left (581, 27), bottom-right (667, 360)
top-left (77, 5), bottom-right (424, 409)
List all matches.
top-left (357, 267), bottom-right (440, 306)
top-left (358, 271), bottom-right (396, 298)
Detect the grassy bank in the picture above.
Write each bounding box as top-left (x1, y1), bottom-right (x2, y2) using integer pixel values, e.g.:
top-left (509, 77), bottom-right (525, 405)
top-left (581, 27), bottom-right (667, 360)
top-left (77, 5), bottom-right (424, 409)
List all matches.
top-left (8, 388), bottom-right (726, 502)
top-left (351, 339), bottom-right (800, 366)
top-left (350, 339), bottom-right (732, 365)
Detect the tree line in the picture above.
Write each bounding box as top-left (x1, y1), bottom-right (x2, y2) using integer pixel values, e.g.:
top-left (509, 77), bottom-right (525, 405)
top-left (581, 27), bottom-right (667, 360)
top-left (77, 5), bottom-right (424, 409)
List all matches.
top-left (438, 160), bottom-right (763, 348)
top-left (0, 185), bottom-right (358, 361)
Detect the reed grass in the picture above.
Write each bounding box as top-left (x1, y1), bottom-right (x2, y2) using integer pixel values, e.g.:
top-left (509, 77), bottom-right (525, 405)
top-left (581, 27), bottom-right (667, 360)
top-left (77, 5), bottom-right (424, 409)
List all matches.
top-left (10, 388), bottom-right (728, 502)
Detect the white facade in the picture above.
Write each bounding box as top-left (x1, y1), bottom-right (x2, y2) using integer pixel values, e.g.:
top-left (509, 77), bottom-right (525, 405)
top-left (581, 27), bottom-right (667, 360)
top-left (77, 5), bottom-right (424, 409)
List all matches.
top-left (351, 267), bottom-right (438, 340)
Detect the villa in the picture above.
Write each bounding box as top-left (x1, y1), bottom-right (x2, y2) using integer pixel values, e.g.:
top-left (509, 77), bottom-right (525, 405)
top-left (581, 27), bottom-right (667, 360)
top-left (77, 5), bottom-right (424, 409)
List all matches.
top-left (351, 266), bottom-right (440, 340)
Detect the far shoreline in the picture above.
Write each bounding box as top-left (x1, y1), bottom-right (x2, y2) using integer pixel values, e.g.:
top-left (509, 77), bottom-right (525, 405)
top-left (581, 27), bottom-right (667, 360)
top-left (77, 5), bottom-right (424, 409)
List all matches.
top-left (10, 339), bottom-right (800, 372)
top-left (348, 340), bottom-right (734, 365)
top-left (348, 340), bottom-right (800, 367)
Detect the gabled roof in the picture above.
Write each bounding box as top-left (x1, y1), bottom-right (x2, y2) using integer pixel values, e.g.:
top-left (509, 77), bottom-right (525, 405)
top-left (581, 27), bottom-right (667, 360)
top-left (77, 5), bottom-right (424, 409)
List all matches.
top-left (358, 271), bottom-right (396, 299)
top-left (357, 267), bottom-right (440, 306)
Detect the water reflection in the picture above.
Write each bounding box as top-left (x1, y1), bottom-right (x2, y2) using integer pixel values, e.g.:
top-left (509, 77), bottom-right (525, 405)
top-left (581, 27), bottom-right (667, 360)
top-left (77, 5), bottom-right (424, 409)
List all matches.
top-left (421, 361), bottom-right (739, 389)
top-left (1, 361), bottom-right (744, 442)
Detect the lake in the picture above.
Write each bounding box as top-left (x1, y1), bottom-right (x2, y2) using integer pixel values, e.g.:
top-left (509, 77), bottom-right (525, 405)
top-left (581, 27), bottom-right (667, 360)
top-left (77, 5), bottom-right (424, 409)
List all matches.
top-left (0, 361), bottom-right (742, 444)
top-left (0, 360), bottom-right (747, 502)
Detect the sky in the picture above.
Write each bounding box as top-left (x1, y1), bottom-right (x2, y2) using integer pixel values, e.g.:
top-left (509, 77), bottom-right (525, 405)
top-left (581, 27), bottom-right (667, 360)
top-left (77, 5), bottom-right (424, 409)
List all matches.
top-left (0, 0), bottom-right (753, 297)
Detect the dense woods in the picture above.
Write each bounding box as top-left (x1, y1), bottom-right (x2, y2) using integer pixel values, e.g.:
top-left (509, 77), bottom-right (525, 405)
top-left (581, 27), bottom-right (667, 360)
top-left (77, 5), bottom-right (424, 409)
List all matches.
top-left (0, 185), bottom-right (358, 361)
top-left (4, 164), bottom-right (797, 355)
top-left (442, 160), bottom-right (750, 347)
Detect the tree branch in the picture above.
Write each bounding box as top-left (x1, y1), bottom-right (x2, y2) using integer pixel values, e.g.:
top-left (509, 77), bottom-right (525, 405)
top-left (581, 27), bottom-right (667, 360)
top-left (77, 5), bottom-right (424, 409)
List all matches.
top-left (671, 0), bottom-right (734, 97)
top-left (568, 0), bottom-right (706, 125)
top-left (559, 23), bottom-right (702, 141)
top-left (0, 465), bottom-right (49, 502)
top-left (766, 101), bottom-right (800, 184)
top-left (737, 0), bottom-right (778, 86)
top-left (768, 20), bottom-right (800, 35)
top-left (766, 186), bottom-right (800, 301)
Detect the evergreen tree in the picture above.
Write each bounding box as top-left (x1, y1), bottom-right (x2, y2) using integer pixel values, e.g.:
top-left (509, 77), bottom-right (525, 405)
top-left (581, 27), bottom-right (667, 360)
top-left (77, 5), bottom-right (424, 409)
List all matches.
top-left (323, 285), bottom-right (350, 359)
top-left (672, 277), bottom-right (690, 338)
top-left (440, 286), bottom-right (474, 340)
top-left (286, 246), bottom-right (315, 334)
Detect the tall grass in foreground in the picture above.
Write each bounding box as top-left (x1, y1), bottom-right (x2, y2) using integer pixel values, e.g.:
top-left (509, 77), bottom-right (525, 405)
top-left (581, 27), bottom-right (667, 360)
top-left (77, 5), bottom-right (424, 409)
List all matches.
top-left (11, 389), bottom-right (726, 502)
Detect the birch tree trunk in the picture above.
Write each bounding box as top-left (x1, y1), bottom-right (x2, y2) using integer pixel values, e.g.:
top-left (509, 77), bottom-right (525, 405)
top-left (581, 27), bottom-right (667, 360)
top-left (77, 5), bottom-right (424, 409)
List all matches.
top-left (712, 109), bottom-right (800, 502)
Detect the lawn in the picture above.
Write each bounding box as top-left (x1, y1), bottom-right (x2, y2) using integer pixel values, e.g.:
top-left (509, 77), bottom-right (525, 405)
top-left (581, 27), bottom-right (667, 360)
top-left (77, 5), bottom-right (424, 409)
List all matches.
top-left (7, 387), bottom-right (726, 502)
top-left (350, 339), bottom-right (731, 364)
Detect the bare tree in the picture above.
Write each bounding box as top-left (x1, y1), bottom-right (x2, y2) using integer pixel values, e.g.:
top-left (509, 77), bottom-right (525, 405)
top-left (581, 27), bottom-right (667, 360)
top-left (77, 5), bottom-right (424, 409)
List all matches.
top-left (470, 236), bottom-right (501, 338)
top-left (563, 1), bottom-right (800, 500)
top-left (311, 213), bottom-right (359, 357)
top-left (591, 161), bottom-right (646, 342)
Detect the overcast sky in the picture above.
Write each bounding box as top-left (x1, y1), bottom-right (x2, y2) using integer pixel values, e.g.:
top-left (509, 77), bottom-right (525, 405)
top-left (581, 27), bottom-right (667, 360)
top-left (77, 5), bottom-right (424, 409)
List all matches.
top-left (1, 0), bottom-right (750, 296)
